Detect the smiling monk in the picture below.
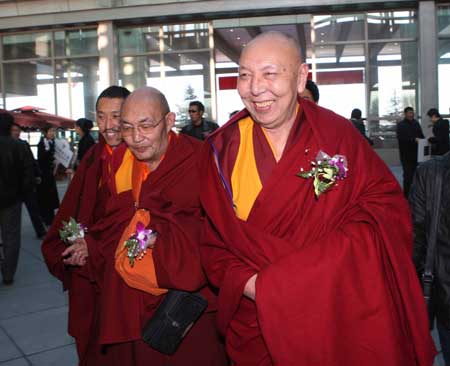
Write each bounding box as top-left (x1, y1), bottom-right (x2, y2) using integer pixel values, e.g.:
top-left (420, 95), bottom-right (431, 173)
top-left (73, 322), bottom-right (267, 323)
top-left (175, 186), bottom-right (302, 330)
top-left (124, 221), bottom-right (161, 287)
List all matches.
top-left (200, 31), bottom-right (436, 366)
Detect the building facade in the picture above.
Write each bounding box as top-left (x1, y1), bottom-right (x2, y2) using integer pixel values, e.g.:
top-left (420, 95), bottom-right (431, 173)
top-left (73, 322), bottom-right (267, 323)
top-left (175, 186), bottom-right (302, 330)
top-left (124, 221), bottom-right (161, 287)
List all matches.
top-left (0, 0), bottom-right (449, 163)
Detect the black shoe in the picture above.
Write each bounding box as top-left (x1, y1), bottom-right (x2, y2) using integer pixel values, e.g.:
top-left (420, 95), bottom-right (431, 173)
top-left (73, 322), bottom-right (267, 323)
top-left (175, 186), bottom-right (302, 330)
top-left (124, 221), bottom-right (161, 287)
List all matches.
top-left (2, 279), bottom-right (13, 286)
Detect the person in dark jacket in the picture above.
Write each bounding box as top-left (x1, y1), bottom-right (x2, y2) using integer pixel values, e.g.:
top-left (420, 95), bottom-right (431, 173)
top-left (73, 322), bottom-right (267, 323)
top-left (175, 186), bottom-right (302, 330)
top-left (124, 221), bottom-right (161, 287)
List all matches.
top-left (427, 108), bottom-right (450, 156)
top-left (180, 101), bottom-right (219, 140)
top-left (37, 124), bottom-right (60, 226)
top-left (396, 106), bottom-right (424, 198)
top-left (75, 118), bottom-right (96, 168)
top-left (0, 113), bottom-right (34, 285)
top-left (410, 152), bottom-right (450, 365)
top-left (10, 123), bottom-right (47, 239)
top-left (350, 108), bottom-right (373, 146)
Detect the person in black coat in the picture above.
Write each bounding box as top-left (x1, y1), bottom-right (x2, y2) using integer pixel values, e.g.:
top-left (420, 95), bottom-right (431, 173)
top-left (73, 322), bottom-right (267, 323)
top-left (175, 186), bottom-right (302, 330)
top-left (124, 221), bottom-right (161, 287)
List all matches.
top-left (427, 108), bottom-right (450, 156)
top-left (396, 106), bottom-right (424, 198)
top-left (350, 108), bottom-right (373, 146)
top-left (10, 123), bottom-right (47, 239)
top-left (410, 152), bottom-right (450, 365)
top-left (75, 118), bottom-right (95, 168)
top-left (0, 113), bottom-right (35, 285)
top-left (37, 124), bottom-right (60, 226)
top-left (180, 101), bottom-right (219, 140)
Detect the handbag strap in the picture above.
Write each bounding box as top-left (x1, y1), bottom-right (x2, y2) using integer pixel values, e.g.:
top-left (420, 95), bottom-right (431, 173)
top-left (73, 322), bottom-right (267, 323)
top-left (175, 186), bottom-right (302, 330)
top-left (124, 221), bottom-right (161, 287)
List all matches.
top-left (422, 161), bottom-right (444, 285)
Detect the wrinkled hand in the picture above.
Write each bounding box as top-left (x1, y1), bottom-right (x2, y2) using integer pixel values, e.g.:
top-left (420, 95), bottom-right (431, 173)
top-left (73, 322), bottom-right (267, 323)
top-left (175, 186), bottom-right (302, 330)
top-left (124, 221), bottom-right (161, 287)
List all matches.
top-left (62, 238), bottom-right (88, 266)
top-left (244, 274), bottom-right (258, 301)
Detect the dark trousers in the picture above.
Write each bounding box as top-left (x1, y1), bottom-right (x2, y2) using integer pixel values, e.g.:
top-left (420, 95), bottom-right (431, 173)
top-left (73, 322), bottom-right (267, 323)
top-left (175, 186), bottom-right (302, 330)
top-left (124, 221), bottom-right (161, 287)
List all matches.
top-left (23, 191), bottom-right (46, 237)
top-left (402, 162), bottom-right (417, 198)
top-left (438, 321), bottom-right (450, 366)
top-left (0, 201), bottom-right (22, 282)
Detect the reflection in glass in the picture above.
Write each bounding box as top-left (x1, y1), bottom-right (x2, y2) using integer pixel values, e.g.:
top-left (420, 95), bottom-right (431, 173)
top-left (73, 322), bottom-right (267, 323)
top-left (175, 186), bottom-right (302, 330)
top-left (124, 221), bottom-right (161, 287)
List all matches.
top-left (4, 60), bottom-right (55, 112)
top-left (313, 14), bottom-right (365, 42)
top-left (54, 29), bottom-right (98, 57)
top-left (438, 39), bottom-right (450, 113)
top-left (55, 58), bottom-right (99, 120)
top-left (367, 11), bottom-right (416, 39)
top-left (3, 33), bottom-right (52, 60)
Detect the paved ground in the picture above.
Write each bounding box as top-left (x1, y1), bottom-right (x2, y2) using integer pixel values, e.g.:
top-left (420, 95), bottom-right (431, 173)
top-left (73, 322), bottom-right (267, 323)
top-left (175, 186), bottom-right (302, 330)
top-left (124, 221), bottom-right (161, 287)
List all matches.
top-left (0, 168), bottom-right (445, 365)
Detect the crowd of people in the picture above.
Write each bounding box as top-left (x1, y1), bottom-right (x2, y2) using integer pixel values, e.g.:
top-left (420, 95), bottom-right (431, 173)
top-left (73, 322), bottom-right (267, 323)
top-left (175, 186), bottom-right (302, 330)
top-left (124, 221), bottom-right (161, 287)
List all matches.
top-left (1, 30), bottom-right (449, 366)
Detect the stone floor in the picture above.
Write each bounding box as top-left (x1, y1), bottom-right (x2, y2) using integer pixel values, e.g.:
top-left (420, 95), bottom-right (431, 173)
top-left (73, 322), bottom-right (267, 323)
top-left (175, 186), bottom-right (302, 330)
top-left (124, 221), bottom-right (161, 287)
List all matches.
top-left (0, 169), bottom-right (445, 365)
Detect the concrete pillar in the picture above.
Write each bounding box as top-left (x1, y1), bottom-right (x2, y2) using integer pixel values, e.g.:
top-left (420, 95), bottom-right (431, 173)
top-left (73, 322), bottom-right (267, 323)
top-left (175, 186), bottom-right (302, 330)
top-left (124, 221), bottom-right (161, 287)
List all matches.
top-left (98, 21), bottom-right (118, 91)
top-left (418, 1), bottom-right (438, 133)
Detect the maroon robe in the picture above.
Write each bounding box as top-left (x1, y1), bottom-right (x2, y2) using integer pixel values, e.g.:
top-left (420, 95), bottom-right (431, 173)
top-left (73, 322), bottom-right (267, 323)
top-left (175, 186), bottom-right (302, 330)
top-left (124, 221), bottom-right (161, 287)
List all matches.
top-left (42, 137), bottom-right (116, 365)
top-left (84, 133), bottom-right (227, 365)
top-left (200, 99), bottom-right (436, 365)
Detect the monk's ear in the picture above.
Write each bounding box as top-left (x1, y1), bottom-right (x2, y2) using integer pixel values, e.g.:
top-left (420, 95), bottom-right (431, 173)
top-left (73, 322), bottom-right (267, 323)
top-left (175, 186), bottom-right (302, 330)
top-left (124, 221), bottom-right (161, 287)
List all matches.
top-left (164, 112), bottom-right (176, 132)
top-left (297, 63), bottom-right (310, 95)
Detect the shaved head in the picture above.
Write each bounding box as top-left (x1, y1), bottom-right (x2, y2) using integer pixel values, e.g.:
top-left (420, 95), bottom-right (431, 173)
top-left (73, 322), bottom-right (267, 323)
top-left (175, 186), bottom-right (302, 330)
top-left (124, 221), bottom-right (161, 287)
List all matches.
top-left (243, 31), bottom-right (303, 66)
top-left (124, 87), bottom-right (170, 115)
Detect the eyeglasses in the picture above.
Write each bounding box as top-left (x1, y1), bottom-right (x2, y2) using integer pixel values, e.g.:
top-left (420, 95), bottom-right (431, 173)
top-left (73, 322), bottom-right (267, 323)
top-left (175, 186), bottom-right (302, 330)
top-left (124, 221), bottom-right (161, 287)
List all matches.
top-left (120, 116), bottom-right (165, 137)
top-left (188, 109), bottom-right (200, 113)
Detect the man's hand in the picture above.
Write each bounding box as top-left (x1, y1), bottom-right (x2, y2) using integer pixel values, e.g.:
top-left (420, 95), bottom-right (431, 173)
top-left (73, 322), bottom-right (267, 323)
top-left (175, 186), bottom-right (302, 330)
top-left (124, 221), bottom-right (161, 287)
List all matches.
top-left (243, 274), bottom-right (258, 300)
top-left (62, 238), bottom-right (88, 266)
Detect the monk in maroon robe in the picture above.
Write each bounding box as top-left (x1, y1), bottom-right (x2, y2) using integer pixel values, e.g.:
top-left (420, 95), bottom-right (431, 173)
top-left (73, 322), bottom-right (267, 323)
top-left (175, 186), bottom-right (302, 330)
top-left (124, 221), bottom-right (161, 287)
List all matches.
top-left (200, 31), bottom-right (436, 365)
top-left (75, 87), bottom-right (227, 365)
top-left (41, 86), bottom-right (130, 365)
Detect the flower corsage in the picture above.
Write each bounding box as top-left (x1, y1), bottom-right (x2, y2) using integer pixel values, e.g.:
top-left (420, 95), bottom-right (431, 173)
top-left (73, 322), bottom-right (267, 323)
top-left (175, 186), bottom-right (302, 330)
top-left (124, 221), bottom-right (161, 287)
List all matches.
top-left (59, 217), bottom-right (86, 246)
top-left (298, 150), bottom-right (348, 198)
top-left (124, 222), bottom-right (157, 267)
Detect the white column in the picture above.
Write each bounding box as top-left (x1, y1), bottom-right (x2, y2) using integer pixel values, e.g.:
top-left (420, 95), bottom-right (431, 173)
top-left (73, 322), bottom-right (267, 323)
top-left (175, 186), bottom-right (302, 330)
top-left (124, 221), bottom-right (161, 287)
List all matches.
top-left (418, 1), bottom-right (438, 133)
top-left (98, 21), bottom-right (118, 91)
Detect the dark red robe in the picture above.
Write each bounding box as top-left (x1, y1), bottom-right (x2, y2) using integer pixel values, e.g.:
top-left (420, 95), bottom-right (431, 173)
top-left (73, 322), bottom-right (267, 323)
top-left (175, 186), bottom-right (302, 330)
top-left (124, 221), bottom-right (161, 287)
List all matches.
top-left (42, 137), bottom-right (116, 365)
top-left (84, 133), bottom-right (227, 365)
top-left (200, 99), bottom-right (436, 365)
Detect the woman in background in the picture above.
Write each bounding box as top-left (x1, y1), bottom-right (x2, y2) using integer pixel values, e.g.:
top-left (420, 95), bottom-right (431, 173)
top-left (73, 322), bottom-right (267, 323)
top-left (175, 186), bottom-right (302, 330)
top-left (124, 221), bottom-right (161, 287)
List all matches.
top-left (75, 118), bottom-right (95, 168)
top-left (37, 125), bottom-right (60, 226)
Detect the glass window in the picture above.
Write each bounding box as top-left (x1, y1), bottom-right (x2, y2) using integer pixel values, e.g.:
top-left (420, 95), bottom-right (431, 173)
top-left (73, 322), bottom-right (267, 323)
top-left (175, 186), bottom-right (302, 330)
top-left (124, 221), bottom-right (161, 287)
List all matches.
top-left (3, 32), bottom-right (52, 60)
top-left (162, 23), bottom-right (209, 51)
top-left (438, 39), bottom-right (450, 114)
top-left (55, 57), bottom-right (99, 120)
top-left (119, 51), bottom-right (211, 129)
top-left (368, 41), bottom-right (417, 147)
top-left (54, 29), bottom-right (98, 57)
top-left (4, 60), bottom-right (55, 112)
top-left (438, 5), bottom-right (450, 37)
top-left (120, 55), bottom-right (162, 91)
top-left (367, 11), bottom-right (416, 40)
top-left (313, 14), bottom-right (365, 43)
top-left (315, 43), bottom-right (366, 118)
top-left (118, 27), bottom-right (161, 55)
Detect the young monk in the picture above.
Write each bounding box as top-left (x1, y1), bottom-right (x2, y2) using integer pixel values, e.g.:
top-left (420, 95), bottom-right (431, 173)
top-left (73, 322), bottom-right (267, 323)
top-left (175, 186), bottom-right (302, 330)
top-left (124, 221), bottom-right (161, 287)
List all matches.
top-left (42, 86), bottom-right (130, 365)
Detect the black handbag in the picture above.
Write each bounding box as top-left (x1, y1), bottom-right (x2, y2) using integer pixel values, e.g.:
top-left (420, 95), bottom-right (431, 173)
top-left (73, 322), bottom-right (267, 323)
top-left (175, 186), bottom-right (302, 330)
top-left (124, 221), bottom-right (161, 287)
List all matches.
top-left (142, 290), bottom-right (208, 355)
top-left (421, 164), bottom-right (443, 329)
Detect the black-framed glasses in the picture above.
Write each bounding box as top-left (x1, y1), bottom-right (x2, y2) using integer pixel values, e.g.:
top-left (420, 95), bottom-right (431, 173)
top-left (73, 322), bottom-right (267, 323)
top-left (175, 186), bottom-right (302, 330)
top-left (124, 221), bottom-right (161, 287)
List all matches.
top-left (120, 116), bottom-right (165, 137)
top-left (188, 109), bottom-right (199, 113)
